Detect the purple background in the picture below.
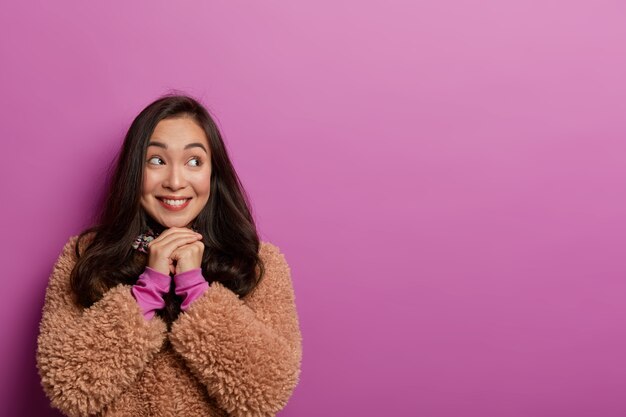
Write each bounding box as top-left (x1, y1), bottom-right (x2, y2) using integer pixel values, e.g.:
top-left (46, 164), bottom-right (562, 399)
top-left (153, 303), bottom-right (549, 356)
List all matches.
top-left (1, 1), bottom-right (625, 416)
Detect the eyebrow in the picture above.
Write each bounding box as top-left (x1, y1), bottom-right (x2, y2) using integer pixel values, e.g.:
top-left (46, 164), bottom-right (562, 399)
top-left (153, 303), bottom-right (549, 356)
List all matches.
top-left (147, 141), bottom-right (208, 154)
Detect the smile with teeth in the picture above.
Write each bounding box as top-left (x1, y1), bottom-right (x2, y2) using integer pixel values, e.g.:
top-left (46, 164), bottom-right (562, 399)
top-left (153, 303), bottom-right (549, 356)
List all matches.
top-left (160, 198), bottom-right (189, 206)
top-left (157, 197), bottom-right (191, 210)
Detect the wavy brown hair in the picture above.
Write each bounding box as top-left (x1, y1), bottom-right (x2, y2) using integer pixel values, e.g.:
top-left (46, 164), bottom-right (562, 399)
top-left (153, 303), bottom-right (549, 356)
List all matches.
top-left (70, 93), bottom-right (265, 327)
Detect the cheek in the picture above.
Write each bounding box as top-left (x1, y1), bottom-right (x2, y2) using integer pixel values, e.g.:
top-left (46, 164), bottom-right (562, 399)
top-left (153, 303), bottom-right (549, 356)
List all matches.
top-left (193, 172), bottom-right (212, 196)
top-left (197, 182), bottom-right (211, 197)
top-left (142, 171), bottom-right (159, 194)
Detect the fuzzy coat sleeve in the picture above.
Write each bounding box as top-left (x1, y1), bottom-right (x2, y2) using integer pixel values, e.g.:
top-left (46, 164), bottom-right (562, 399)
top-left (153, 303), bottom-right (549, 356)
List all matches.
top-left (168, 242), bottom-right (303, 417)
top-left (36, 235), bottom-right (168, 417)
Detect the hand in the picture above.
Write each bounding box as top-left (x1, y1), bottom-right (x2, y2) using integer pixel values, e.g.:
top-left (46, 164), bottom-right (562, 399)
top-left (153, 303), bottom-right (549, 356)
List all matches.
top-left (146, 227), bottom-right (203, 275)
top-left (171, 239), bottom-right (205, 274)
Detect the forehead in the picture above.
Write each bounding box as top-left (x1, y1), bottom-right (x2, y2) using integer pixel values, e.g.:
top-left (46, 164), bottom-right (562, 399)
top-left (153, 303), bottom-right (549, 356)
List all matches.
top-left (148, 117), bottom-right (209, 149)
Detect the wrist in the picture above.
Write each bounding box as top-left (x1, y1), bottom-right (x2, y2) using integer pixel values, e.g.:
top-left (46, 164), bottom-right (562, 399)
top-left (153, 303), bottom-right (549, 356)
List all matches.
top-left (175, 265), bottom-right (202, 275)
top-left (174, 267), bottom-right (202, 277)
top-left (173, 268), bottom-right (209, 311)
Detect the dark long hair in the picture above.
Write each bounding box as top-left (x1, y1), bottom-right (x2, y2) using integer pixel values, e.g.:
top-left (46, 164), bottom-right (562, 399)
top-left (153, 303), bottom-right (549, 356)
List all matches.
top-left (70, 93), bottom-right (265, 326)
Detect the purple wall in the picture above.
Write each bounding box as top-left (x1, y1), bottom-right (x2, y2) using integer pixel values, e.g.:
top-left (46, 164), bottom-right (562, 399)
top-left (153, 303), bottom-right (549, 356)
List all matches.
top-left (1, 1), bottom-right (625, 416)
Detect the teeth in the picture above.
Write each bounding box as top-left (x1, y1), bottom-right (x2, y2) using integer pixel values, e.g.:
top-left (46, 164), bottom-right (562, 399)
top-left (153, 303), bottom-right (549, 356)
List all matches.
top-left (161, 198), bottom-right (189, 206)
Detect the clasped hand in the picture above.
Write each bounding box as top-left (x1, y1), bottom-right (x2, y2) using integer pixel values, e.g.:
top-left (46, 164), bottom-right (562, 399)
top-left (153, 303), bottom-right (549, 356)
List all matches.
top-left (146, 227), bottom-right (204, 276)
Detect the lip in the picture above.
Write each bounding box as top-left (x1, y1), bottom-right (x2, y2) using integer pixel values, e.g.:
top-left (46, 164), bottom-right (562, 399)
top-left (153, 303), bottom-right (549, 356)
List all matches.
top-left (157, 195), bottom-right (192, 200)
top-left (157, 197), bottom-right (192, 212)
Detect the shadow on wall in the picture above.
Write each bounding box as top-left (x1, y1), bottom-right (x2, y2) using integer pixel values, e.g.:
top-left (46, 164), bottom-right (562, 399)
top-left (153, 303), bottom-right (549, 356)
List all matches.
top-left (7, 263), bottom-right (65, 417)
top-left (7, 154), bottom-right (114, 416)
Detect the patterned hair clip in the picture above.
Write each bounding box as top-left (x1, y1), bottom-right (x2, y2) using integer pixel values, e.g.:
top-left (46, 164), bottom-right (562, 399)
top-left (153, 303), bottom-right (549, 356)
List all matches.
top-left (131, 227), bottom-right (161, 254)
top-left (131, 226), bottom-right (200, 253)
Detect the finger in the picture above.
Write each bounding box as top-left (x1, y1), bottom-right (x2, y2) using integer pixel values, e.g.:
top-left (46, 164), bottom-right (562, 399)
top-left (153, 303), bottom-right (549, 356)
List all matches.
top-left (149, 229), bottom-right (200, 248)
top-left (151, 227), bottom-right (200, 243)
top-left (153, 236), bottom-right (203, 258)
top-left (171, 240), bottom-right (205, 255)
top-left (154, 234), bottom-right (202, 251)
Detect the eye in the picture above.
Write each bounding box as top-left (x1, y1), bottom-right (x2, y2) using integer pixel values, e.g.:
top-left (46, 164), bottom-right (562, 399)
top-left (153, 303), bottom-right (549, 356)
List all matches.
top-left (147, 156), bottom-right (164, 165)
top-left (188, 157), bottom-right (202, 167)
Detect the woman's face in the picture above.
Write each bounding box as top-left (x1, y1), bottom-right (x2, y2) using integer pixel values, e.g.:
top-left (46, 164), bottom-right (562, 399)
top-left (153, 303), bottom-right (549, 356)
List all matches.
top-left (140, 116), bottom-right (212, 229)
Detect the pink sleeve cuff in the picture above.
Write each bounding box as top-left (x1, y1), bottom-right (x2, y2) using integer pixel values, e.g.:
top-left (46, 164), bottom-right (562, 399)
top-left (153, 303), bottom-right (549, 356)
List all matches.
top-left (174, 268), bottom-right (210, 311)
top-left (131, 267), bottom-right (171, 320)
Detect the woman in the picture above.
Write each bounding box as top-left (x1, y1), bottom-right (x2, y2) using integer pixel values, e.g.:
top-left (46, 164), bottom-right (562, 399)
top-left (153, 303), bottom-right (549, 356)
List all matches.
top-left (36, 94), bottom-right (302, 417)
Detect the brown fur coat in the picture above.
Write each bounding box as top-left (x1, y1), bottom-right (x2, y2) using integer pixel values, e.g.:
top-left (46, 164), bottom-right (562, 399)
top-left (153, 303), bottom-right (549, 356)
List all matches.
top-left (36, 235), bottom-right (302, 417)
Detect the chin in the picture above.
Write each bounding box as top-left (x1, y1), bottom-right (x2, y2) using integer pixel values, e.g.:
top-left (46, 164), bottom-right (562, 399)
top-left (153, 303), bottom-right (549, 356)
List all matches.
top-left (166, 220), bottom-right (193, 228)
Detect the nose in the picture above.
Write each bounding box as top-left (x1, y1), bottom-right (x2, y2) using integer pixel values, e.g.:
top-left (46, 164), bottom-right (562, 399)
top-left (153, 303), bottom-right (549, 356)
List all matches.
top-left (162, 164), bottom-right (187, 191)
